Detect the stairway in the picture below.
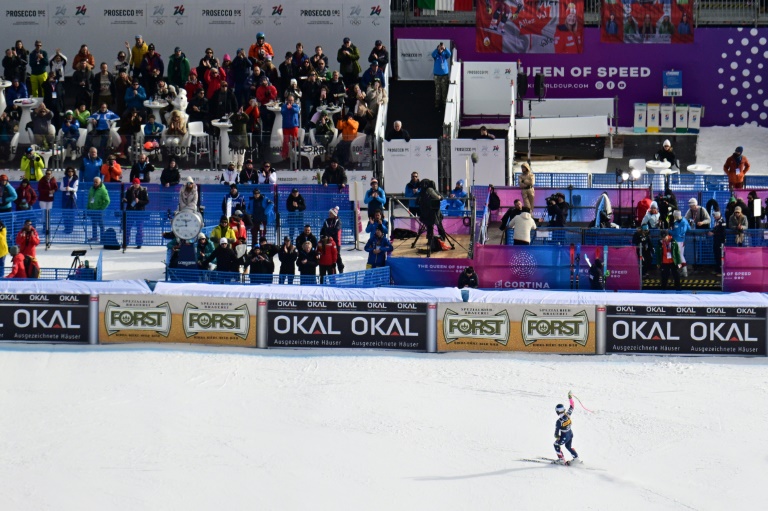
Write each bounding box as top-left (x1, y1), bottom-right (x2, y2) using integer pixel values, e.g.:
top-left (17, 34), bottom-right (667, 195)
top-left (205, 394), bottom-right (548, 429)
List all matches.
top-left (386, 79), bottom-right (444, 139)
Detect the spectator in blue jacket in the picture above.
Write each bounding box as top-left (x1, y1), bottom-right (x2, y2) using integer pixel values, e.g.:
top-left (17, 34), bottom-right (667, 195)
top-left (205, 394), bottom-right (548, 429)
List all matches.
top-left (124, 79), bottom-right (147, 111)
top-left (365, 226), bottom-right (393, 268)
top-left (365, 210), bottom-right (389, 241)
top-left (404, 172), bottom-right (421, 216)
top-left (446, 179), bottom-right (467, 211)
top-left (5, 77), bottom-right (29, 121)
top-left (432, 42), bottom-right (451, 109)
top-left (280, 94), bottom-right (300, 159)
top-left (61, 110), bottom-right (80, 153)
top-left (364, 178), bottom-right (386, 218)
top-left (250, 187), bottom-right (273, 239)
top-left (87, 103), bottom-right (119, 154)
top-left (669, 209), bottom-right (691, 277)
top-left (360, 61), bottom-right (386, 90)
top-left (80, 146), bottom-right (103, 183)
top-left (0, 174), bottom-right (18, 213)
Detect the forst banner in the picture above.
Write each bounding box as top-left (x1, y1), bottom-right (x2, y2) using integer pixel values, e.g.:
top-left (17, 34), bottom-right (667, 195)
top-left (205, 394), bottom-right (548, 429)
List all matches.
top-left (477, 0), bottom-right (585, 54)
top-left (605, 305), bottom-right (766, 356)
top-left (437, 303), bottom-right (596, 353)
top-left (600, 0), bottom-right (694, 44)
top-left (99, 295), bottom-right (257, 347)
top-left (0, 294), bottom-right (90, 343)
top-left (267, 300), bottom-right (429, 350)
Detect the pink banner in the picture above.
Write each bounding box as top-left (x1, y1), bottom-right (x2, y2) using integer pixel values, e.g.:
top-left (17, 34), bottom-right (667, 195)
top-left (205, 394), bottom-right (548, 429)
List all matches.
top-left (579, 245), bottom-right (641, 291)
top-left (722, 247), bottom-right (768, 292)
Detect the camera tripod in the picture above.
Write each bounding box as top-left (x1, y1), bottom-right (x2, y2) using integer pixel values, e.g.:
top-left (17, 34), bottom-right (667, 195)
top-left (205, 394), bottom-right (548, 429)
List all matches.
top-left (411, 215), bottom-right (462, 258)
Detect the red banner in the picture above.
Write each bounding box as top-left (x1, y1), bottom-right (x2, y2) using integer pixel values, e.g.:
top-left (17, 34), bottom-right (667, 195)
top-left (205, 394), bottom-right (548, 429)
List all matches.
top-left (477, 0), bottom-right (585, 54)
top-left (601, 1), bottom-right (694, 44)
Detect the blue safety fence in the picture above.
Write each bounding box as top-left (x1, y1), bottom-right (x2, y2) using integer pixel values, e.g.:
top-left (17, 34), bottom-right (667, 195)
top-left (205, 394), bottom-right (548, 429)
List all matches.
top-left (504, 227), bottom-right (582, 246)
top-left (276, 184), bottom-right (350, 213)
top-left (280, 211), bottom-right (356, 245)
top-left (515, 173), bottom-right (590, 188)
top-left (324, 267), bottom-right (391, 287)
top-left (165, 267), bottom-right (323, 285)
top-left (591, 173), bottom-right (660, 189)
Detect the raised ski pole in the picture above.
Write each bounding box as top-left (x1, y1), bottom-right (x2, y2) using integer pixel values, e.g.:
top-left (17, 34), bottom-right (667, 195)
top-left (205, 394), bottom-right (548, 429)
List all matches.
top-left (569, 390), bottom-right (594, 413)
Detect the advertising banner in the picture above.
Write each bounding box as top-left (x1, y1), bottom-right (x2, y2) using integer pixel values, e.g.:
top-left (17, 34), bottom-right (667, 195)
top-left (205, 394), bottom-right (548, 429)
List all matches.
top-left (267, 300), bottom-right (428, 350)
top-left (99, 294), bottom-right (257, 347)
top-left (578, 246), bottom-right (641, 291)
top-left (462, 61), bottom-right (516, 116)
top-left (722, 248), bottom-right (768, 293)
top-left (600, 0), bottom-right (694, 44)
top-left (687, 104), bottom-right (702, 132)
top-left (388, 257), bottom-right (472, 287)
top-left (660, 103), bottom-right (674, 132)
top-left (633, 103), bottom-right (646, 133)
top-left (475, 245), bottom-right (572, 289)
top-left (0, 294), bottom-right (90, 343)
top-left (0, 2), bottom-right (389, 81)
top-left (437, 303), bottom-right (596, 353)
top-left (646, 103), bottom-right (660, 133)
top-left (395, 27), bottom-right (768, 127)
top-left (606, 305), bottom-right (766, 356)
top-left (476, 0), bottom-right (584, 54)
top-left (382, 140), bottom-right (439, 189)
top-left (397, 38), bottom-right (444, 80)
top-left (675, 104), bottom-right (689, 133)
top-left (450, 138), bottom-right (506, 187)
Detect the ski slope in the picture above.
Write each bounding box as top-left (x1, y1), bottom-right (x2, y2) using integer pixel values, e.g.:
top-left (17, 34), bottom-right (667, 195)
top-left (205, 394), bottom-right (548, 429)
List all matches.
top-left (0, 345), bottom-right (764, 510)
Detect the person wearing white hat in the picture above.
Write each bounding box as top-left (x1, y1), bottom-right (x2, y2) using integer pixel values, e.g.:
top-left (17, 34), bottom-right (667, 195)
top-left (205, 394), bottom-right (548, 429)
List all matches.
top-left (321, 206), bottom-right (344, 273)
top-left (685, 197), bottom-right (710, 228)
top-left (178, 176), bottom-right (198, 212)
top-left (202, 236), bottom-right (240, 273)
top-left (655, 139), bottom-right (678, 169)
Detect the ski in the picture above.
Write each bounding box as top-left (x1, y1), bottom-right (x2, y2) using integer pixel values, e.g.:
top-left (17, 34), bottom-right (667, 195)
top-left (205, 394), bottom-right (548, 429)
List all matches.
top-left (574, 244), bottom-right (581, 290)
top-left (519, 457), bottom-right (603, 471)
top-left (569, 243), bottom-right (575, 289)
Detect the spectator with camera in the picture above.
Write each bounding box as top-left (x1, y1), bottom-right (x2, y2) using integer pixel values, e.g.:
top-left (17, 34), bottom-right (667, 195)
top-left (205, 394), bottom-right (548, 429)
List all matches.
top-left (546, 192), bottom-right (569, 227)
top-left (16, 219), bottom-right (39, 257)
top-left (417, 179), bottom-right (446, 247)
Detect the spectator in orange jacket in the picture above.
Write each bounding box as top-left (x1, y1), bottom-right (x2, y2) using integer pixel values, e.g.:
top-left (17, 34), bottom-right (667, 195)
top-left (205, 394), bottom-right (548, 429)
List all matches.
top-left (16, 219), bottom-right (40, 257)
top-left (723, 146), bottom-right (750, 189)
top-left (100, 154), bottom-right (123, 182)
top-left (6, 246), bottom-right (26, 278)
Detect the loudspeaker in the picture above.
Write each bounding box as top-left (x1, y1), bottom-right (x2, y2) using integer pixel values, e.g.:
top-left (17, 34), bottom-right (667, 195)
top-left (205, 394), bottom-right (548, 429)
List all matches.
top-left (534, 73), bottom-right (545, 98)
top-left (516, 72), bottom-right (528, 99)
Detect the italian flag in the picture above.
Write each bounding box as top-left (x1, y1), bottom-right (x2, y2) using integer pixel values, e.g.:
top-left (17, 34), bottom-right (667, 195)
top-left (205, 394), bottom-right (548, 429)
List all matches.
top-left (417, 0), bottom-right (474, 11)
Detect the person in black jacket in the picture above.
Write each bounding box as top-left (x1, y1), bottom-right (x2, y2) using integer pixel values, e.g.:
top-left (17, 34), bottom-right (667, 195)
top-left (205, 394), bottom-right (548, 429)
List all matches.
top-left (458, 266), bottom-right (478, 288)
top-left (285, 187), bottom-right (306, 239)
top-left (708, 211), bottom-right (727, 276)
top-left (278, 236), bottom-right (298, 284)
top-left (122, 178), bottom-right (149, 248)
top-left (321, 159), bottom-right (347, 190)
top-left (204, 238), bottom-right (241, 273)
top-left (210, 81), bottom-right (238, 120)
top-left (499, 199), bottom-right (523, 231)
top-left (547, 193), bottom-right (569, 227)
top-left (320, 206), bottom-right (344, 273)
top-left (297, 240), bottom-right (318, 284)
top-left (589, 258), bottom-right (605, 290)
top-left (655, 139), bottom-right (678, 169)
top-left (160, 157), bottom-right (181, 187)
top-left (368, 40), bottom-right (389, 72)
top-left (296, 224), bottom-right (318, 250)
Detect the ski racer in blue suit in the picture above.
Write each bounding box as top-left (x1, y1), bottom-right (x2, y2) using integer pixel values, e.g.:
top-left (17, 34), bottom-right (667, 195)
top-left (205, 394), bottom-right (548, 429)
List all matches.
top-left (554, 391), bottom-right (579, 464)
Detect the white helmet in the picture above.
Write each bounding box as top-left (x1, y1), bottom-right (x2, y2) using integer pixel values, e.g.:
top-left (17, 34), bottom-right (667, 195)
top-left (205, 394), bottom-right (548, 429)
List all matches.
top-left (555, 404), bottom-right (566, 415)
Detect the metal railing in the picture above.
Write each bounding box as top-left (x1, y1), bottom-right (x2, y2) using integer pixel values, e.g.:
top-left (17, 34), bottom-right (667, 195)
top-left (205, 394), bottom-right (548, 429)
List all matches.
top-left (166, 266), bottom-right (390, 287)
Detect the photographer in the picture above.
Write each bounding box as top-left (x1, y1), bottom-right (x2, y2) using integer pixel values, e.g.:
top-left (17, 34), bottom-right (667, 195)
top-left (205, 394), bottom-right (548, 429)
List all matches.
top-left (417, 179), bottom-right (446, 246)
top-left (546, 192), bottom-right (569, 227)
top-left (458, 266), bottom-right (478, 289)
top-left (16, 219), bottom-right (40, 258)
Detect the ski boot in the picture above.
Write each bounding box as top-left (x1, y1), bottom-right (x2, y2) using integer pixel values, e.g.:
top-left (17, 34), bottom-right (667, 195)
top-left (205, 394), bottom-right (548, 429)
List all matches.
top-left (553, 457), bottom-right (567, 465)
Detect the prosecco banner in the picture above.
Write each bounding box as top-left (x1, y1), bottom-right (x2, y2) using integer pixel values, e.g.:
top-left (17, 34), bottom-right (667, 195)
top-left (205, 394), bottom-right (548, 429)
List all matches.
top-left (605, 305), bottom-right (766, 356)
top-left (600, 0), bottom-right (694, 44)
top-left (477, 0), bottom-right (585, 54)
top-left (267, 300), bottom-right (429, 350)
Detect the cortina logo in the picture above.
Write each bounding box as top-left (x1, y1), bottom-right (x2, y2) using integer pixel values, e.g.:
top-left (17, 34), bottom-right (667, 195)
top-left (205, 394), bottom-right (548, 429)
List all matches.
top-left (443, 309), bottom-right (510, 345)
top-left (174, 5), bottom-right (185, 15)
top-left (370, 5), bottom-right (381, 15)
top-left (153, 5), bottom-right (164, 15)
top-left (56, 6), bottom-right (67, 15)
top-left (105, 301), bottom-right (172, 337)
top-left (76, 5), bottom-right (87, 15)
top-left (350, 6), bottom-right (361, 16)
top-left (521, 310), bottom-right (588, 346)
top-left (272, 4), bottom-right (283, 15)
top-left (183, 303), bottom-right (250, 339)
top-left (252, 5), bottom-right (263, 15)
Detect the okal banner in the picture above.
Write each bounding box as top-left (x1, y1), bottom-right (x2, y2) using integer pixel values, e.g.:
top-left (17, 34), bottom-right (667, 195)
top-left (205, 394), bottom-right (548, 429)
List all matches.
top-left (99, 295), bottom-right (257, 347)
top-left (267, 300), bottom-right (429, 350)
top-left (477, 0), bottom-right (585, 54)
top-left (437, 303), bottom-right (596, 353)
top-left (605, 305), bottom-right (766, 356)
top-left (0, 294), bottom-right (90, 343)
top-left (601, 0), bottom-right (694, 44)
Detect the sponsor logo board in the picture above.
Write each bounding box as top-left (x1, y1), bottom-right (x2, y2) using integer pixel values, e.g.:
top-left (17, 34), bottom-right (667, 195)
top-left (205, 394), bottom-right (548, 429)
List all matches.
top-left (0, 294), bottom-right (89, 343)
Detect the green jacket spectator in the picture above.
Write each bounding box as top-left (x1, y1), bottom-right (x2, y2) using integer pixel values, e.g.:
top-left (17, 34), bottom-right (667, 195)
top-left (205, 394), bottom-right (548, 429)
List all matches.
top-left (87, 179), bottom-right (111, 210)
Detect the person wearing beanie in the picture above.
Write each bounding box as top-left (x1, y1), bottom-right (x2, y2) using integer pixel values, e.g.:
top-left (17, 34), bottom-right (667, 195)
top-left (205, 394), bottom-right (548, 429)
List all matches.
top-left (15, 179), bottom-right (38, 211)
top-left (5, 245), bottom-right (27, 279)
top-left (519, 161), bottom-right (535, 211)
top-left (321, 206), bottom-right (344, 273)
top-left (21, 146), bottom-right (44, 182)
top-left (669, 209), bottom-right (691, 277)
top-left (446, 179), bottom-right (467, 211)
top-left (685, 197), bottom-right (710, 228)
top-left (0, 174), bottom-right (16, 214)
top-left (202, 236), bottom-right (240, 273)
top-left (250, 188), bottom-right (273, 240)
top-left (210, 215), bottom-right (237, 246)
top-left (724, 146), bottom-right (750, 189)
top-left (641, 201), bottom-right (661, 229)
top-left (61, 110), bottom-right (81, 156)
top-left (655, 139), bottom-right (678, 169)
top-left (364, 178), bottom-right (386, 219)
top-left (179, 176), bottom-right (198, 212)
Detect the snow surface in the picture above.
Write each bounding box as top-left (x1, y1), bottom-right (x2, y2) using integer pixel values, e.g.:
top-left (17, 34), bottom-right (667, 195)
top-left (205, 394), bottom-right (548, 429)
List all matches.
top-left (0, 346), bottom-right (765, 510)
top-left (1, 125), bottom-right (766, 510)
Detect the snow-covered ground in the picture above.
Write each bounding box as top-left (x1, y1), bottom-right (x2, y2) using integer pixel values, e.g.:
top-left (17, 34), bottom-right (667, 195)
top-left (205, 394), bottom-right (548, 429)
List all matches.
top-left (0, 346), bottom-right (764, 510)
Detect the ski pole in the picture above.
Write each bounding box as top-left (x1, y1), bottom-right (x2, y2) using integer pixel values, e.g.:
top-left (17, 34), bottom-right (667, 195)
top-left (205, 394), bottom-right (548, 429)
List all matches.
top-left (570, 391), bottom-right (594, 413)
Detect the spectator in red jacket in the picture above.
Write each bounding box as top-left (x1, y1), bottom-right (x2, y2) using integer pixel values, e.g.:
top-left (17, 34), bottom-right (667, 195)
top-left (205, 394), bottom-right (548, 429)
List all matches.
top-left (16, 219), bottom-right (40, 257)
top-left (5, 246), bottom-right (26, 278)
top-left (15, 179), bottom-right (38, 211)
top-left (37, 169), bottom-right (58, 210)
top-left (317, 235), bottom-right (338, 283)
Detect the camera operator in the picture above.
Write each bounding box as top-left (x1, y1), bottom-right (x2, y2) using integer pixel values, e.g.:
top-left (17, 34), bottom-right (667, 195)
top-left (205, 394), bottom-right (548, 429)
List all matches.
top-left (16, 219), bottom-right (40, 258)
top-left (546, 192), bottom-right (569, 227)
top-left (417, 179), bottom-right (446, 246)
